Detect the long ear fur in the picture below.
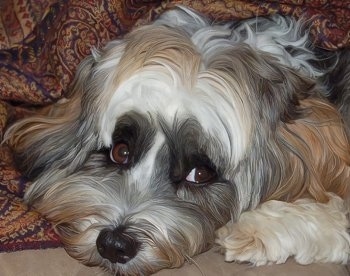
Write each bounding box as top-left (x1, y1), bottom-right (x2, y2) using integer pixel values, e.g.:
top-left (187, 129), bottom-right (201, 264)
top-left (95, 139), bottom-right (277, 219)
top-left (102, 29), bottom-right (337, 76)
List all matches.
top-left (223, 46), bottom-right (350, 206)
top-left (272, 98), bottom-right (350, 202)
top-left (256, 60), bottom-right (350, 203)
top-left (4, 56), bottom-right (98, 182)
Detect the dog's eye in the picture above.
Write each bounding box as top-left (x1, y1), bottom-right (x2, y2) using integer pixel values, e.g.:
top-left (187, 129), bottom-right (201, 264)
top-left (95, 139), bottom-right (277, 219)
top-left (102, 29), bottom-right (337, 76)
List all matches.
top-left (111, 143), bottom-right (130, 165)
top-left (185, 167), bottom-right (216, 184)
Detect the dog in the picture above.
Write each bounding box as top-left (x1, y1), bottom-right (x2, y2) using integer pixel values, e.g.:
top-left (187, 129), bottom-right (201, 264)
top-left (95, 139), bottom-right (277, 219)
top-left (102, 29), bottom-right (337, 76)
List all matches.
top-left (4, 6), bottom-right (350, 275)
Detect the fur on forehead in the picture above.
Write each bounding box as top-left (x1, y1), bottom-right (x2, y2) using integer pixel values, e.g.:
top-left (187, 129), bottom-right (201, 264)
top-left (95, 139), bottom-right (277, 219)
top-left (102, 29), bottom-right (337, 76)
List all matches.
top-left (82, 7), bottom-right (324, 164)
top-left (99, 51), bottom-right (252, 162)
top-left (90, 25), bottom-right (254, 163)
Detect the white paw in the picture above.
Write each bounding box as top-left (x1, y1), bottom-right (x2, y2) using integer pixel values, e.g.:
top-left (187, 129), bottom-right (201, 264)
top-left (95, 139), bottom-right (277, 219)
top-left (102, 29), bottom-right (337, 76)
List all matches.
top-left (215, 222), bottom-right (275, 266)
top-left (216, 196), bottom-right (350, 266)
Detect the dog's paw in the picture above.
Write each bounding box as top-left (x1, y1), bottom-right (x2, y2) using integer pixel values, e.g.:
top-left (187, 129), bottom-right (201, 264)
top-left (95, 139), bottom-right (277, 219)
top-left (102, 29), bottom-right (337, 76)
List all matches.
top-left (215, 222), bottom-right (274, 266)
top-left (216, 197), bottom-right (350, 266)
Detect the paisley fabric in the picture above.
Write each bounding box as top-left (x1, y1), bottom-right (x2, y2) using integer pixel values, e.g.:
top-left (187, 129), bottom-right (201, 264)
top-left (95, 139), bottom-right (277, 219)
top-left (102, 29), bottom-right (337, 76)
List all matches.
top-left (0, 0), bottom-right (349, 252)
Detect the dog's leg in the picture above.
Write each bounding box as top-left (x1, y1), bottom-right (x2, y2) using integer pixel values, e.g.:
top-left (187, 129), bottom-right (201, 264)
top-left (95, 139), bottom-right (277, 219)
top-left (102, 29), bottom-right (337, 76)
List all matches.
top-left (216, 194), bottom-right (350, 266)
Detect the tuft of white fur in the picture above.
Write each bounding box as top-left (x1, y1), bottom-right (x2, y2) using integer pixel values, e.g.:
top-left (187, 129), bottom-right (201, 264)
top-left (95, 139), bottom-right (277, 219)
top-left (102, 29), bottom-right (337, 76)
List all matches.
top-left (158, 6), bottom-right (323, 78)
top-left (216, 194), bottom-right (350, 266)
top-left (230, 16), bottom-right (322, 78)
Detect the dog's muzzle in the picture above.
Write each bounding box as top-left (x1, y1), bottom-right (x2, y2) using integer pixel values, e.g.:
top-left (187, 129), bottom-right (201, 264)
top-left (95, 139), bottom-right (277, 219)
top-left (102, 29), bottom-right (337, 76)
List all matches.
top-left (96, 227), bottom-right (140, 264)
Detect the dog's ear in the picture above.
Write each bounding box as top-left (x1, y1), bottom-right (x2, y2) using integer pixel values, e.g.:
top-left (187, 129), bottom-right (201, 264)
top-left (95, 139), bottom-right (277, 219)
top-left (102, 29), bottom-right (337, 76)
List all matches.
top-left (276, 98), bottom-right (350, 202)
top-left (244, 49), bottom-right (350, 203)
top-left (217, 45), bottom-right (350, 204)
top-left (4, 55), bottom-right (98, 181)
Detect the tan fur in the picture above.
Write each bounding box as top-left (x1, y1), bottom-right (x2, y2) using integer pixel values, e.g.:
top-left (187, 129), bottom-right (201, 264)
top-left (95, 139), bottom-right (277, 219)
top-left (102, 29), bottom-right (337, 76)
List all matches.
top-left (120, 26), bottom-right (201, 88)
top-left (267, 98), bottom-right (350, 203)
top-left (4, 95), bottom-right (81, 153)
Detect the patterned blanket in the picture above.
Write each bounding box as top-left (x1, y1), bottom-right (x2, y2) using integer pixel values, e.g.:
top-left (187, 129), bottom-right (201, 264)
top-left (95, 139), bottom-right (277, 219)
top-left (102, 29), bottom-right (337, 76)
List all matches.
top-left (1, 0), bottom-right (349, 252)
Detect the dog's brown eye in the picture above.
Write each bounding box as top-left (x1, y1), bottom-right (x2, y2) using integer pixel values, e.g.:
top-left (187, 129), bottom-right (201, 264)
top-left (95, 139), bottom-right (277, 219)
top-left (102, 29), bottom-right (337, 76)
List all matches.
top-left (111, 143), bottom-right (130, 165)
top-left (185, 167), bottom-right (216, 184)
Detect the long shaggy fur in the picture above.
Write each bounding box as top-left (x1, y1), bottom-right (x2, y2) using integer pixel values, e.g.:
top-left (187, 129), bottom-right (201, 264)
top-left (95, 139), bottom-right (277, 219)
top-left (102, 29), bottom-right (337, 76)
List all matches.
top-left (4, 6), bottom-right (350, 275)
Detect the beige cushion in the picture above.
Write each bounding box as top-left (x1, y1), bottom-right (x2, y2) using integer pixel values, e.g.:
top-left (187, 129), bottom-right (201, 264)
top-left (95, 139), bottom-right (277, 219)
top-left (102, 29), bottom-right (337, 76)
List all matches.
top-left (0, 246), bottom-right (348, 276)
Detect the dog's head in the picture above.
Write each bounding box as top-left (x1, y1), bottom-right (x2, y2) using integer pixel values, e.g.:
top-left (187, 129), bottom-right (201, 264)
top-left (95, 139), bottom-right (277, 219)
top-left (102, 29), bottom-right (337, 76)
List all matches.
top-left (6, 7), bottom-right (349, 275)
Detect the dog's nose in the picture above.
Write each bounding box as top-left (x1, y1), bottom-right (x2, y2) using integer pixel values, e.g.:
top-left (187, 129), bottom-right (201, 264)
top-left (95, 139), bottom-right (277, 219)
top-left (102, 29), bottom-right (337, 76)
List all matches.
top-left (96, 228), bottom-right (140, 264)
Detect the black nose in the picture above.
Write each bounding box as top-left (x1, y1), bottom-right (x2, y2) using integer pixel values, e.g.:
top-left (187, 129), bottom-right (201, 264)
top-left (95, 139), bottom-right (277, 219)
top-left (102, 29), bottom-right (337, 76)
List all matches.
top-left (96, 227), bottom-right (140, 264)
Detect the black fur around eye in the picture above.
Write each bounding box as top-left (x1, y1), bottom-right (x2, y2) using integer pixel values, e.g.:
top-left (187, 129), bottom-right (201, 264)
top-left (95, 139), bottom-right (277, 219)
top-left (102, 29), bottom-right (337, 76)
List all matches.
top-left (110, 112), bottom-right (156, 169)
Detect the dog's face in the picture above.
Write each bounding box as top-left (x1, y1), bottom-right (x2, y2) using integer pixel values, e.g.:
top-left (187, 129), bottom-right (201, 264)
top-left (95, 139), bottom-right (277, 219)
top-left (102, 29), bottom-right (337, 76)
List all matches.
top-left (36, 26), bottom-right (256, 274)
top-left (8, 7), bottom-right (349, 276)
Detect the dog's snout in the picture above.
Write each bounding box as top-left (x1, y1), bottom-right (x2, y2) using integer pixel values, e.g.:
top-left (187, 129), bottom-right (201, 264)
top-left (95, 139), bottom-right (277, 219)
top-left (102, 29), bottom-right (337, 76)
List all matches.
top-left (96, 228), bottom-right (140, 264)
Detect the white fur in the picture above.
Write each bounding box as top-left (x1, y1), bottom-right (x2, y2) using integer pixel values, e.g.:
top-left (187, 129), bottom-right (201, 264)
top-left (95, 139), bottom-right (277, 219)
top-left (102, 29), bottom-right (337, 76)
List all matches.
top-left (129, 132), bottom-right (165, 190)
top-left (216, 194), bottom-right (350, 266)
top-left (99, 69), bottom-right (253, 167)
